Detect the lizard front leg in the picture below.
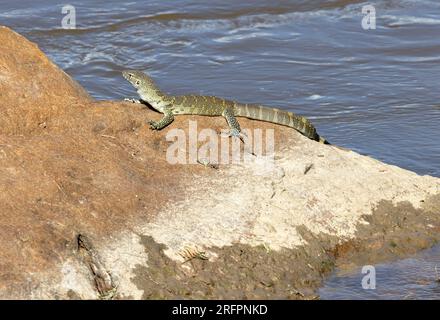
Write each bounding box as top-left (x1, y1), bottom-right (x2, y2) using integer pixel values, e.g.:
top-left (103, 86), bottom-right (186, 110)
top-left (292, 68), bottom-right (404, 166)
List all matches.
top-left (148, 110), bottom-right (174, 130)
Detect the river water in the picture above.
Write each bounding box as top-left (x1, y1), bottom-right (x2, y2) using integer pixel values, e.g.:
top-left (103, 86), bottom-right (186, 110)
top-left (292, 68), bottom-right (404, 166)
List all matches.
top-left (1, 0), bottom-right (439, 299)
top-left (319, 245), bottom-right (440, 299)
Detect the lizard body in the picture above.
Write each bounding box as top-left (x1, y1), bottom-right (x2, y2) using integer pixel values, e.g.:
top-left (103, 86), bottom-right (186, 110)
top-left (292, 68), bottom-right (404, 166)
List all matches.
top-left (122, 70), bottom-right (329, 144)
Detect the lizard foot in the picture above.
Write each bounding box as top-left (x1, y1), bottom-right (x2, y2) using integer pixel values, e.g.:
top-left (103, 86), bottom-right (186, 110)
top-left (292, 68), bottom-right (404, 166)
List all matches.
top-left (124, 98), bottom-right (142, 104)
top-left (148, 120), bottom-right (161, 130)
top-left (221, 128), bottom-right (247, 143)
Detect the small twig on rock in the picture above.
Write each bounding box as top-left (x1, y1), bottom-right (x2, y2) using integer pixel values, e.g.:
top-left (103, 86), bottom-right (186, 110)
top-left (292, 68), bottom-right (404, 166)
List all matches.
top-left (304, 163), bottom-right (314, 175)
top-left (290, 287), bottom-right (305, 297)
top-left (54, 180), bottom-right (67, 197)
top-left (100, 134), bottom-right (117, 139)
top-left (179, 245), bottom-right (209, 264)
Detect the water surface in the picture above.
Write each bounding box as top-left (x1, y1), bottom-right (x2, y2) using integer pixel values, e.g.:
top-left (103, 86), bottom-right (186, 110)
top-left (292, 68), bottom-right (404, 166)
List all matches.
top-left (320, 245), bottom-right (440, 299)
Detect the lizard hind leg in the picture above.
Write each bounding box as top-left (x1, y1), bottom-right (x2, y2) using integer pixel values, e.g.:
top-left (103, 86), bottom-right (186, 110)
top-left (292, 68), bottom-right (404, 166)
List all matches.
top-left (221, 108), bottom-right (247, 142)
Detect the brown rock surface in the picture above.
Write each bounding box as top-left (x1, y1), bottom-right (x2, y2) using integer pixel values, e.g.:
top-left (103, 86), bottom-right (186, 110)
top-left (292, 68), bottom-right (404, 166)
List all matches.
top-left (0, 26), bottom-right (439, 299)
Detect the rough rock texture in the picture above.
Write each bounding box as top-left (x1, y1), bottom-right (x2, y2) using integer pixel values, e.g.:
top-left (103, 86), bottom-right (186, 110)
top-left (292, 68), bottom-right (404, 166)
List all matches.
top-left (0, 26), bottom-right (439, 299)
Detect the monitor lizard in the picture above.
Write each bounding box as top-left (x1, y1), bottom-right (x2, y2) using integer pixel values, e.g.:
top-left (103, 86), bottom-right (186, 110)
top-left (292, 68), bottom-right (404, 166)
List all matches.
top-left (122, 70), bottom-right (329, 144)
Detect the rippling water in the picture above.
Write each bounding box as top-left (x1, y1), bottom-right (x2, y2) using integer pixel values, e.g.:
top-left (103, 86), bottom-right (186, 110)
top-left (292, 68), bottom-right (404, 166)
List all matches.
top-left (1, 0), bottom-right (439, 299)
top-left (320, 245), bottom-right (440, 299)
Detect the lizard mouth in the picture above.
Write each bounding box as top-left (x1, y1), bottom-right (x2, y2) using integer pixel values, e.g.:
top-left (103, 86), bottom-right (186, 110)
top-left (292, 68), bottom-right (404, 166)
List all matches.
top-left (122, 70), bottom-right (139, 88)
top-left (122, 71), bottom-right (132, 80)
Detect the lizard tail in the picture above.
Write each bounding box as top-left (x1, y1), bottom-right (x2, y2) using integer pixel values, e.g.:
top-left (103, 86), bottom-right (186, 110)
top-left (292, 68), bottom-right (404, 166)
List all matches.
top-left (236, 104), bottom-right (329, 144)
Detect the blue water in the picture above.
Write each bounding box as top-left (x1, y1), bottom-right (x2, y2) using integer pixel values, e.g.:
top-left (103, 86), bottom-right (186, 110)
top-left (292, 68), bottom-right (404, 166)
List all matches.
top-left (320, 245), bottom-right (440, 299)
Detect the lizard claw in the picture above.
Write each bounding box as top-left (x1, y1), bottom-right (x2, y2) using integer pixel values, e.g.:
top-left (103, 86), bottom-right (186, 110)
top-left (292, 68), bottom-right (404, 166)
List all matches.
top-left (148, 120), bottom-right (159, 130)
top-left (124, 98), bottom-right (142, 104)
top-left (222, 129), bottom-right (247, 143)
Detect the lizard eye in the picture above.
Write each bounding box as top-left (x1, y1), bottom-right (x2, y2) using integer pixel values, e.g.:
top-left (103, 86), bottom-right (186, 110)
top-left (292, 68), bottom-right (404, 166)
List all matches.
top-left (136, 80), bottom-right (140, 85)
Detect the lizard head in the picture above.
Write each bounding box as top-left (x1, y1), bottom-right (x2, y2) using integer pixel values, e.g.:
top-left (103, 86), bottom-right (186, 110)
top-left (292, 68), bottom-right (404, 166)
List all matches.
top-left (122, 70), bottom-right (163, 103)
top-left (122, 70), bottom-right (155, 90)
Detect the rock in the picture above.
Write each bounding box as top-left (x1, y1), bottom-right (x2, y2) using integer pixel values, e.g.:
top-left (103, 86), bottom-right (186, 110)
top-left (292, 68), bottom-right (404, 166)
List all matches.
top-left (0, 26), bottom-right (439, 299)
top-left (0, 27), bottom-right (91, 134)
